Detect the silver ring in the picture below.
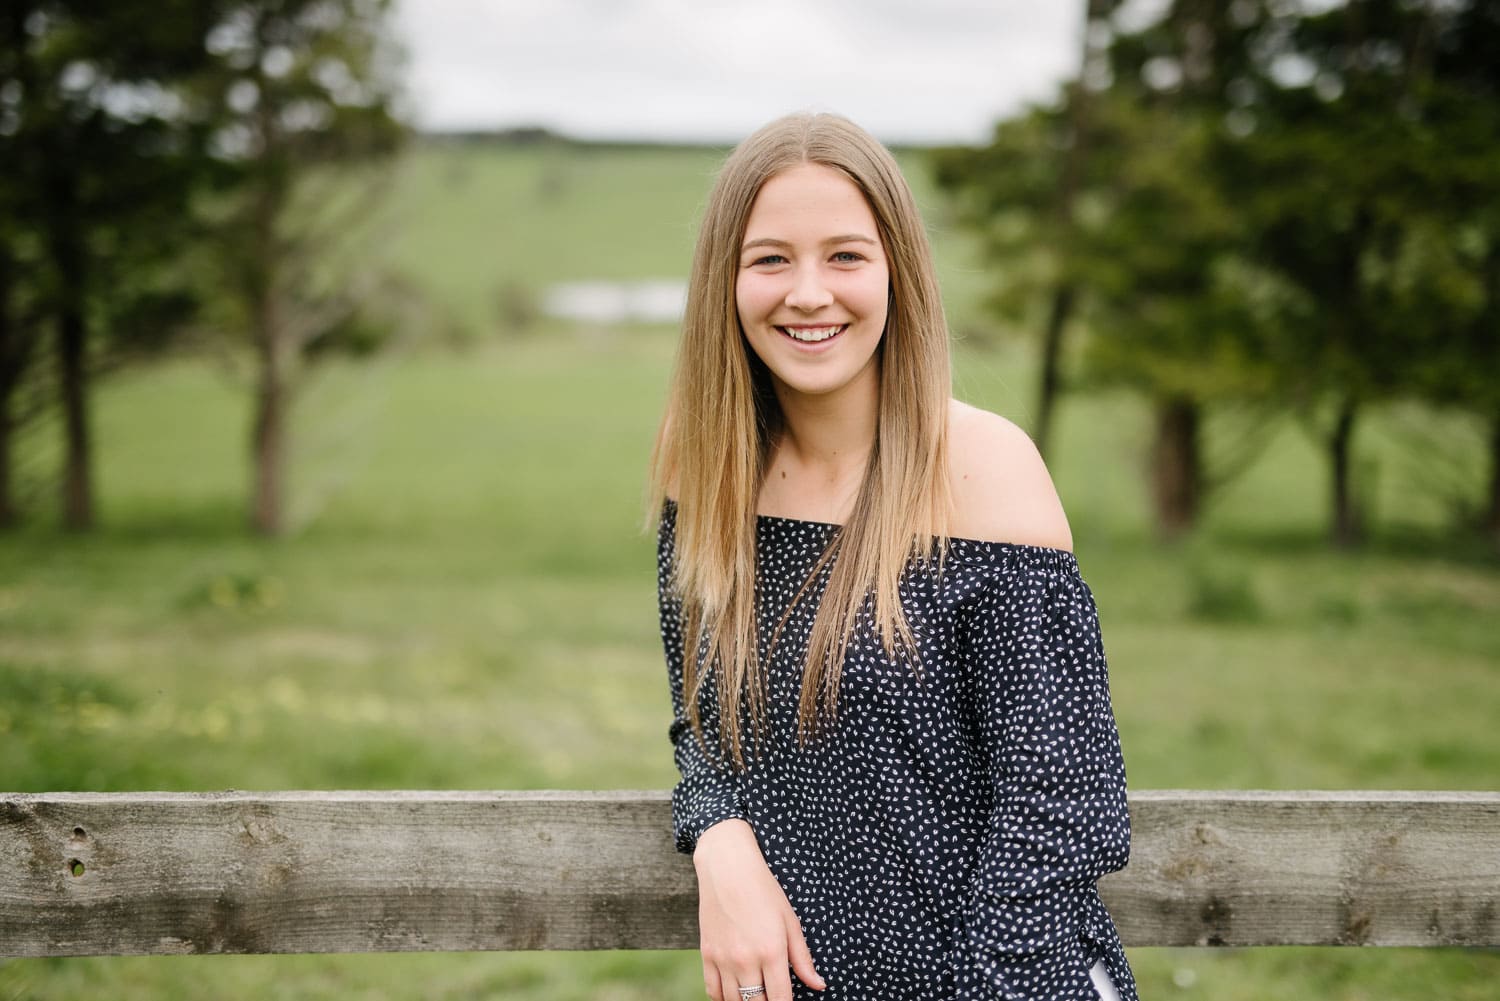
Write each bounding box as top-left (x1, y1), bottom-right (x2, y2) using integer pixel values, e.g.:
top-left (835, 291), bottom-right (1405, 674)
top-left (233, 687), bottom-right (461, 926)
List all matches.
top-left (738, 988), bottom-right (766, 1000)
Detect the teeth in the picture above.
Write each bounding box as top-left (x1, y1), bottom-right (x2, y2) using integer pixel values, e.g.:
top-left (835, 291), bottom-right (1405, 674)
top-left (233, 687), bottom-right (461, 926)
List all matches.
top-left (782, 325), bottom-right (844, 343)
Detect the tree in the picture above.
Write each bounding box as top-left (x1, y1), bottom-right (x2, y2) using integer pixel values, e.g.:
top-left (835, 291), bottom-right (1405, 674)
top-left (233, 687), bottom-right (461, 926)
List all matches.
top-left (0, 0), bottom-right (219, 530)
top-left (1074, 95), bottom-right (1267, 537)
top-left (1083, 1), bottom-right (1281, 537)
top-left (1215, 0), bottom-right (1500, 544)
top-left (936, 1), bottom-right (1271, 537)
top-left (0, 7), bottom-right (45, 528)
top-left (199, 0), bottom-right (403, 536)
top-left (942, 0), bottom-right (1500, 544)
top-left (1404, 0), bottom-right (1500, 544)
top-left (933, 0), bottom-right (1122, 460)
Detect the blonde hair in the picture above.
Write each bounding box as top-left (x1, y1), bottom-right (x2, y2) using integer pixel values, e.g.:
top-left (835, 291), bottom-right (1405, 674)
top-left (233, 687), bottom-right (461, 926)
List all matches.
top-left (650, 112), bottom-right (951, 766)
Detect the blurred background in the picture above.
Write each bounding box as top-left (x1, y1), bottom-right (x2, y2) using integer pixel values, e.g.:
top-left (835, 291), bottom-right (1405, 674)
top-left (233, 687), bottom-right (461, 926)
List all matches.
top-left (1, 0), bottom-right (1496, 998)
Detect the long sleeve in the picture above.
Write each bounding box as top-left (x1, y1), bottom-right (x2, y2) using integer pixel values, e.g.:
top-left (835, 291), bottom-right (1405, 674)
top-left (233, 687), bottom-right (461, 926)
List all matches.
top-left (659, 506), bottom-right (746, 855)
top-left (948, 559), bottom-right (1133, 1001)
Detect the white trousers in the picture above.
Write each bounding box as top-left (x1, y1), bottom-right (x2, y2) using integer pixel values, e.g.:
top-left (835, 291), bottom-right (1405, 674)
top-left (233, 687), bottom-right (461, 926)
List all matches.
top-left (1090, 960), bottom-right (1122, 1001)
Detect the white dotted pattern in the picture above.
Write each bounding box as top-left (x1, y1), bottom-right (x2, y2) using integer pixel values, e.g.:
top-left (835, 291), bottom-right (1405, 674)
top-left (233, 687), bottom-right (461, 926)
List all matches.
top-left (660, 503), bottom-right (1139, 1001)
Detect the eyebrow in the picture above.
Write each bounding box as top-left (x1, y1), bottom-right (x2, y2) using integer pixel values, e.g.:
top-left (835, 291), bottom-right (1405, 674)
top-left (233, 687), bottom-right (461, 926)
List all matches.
top-left (740, 234), bottom-right (880, 252)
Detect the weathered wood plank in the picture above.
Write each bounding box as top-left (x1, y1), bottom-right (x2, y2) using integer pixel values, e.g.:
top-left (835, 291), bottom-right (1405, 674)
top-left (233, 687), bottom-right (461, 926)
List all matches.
top-left (1, 791), bottom-right (696, 957)
top-left (1111, 790), bottom-right (1500, 948)
top-left (1, 790), bottom-right (1496, 956)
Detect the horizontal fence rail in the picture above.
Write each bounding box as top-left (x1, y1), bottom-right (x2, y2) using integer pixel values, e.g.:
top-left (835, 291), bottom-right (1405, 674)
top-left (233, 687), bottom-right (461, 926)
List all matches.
top-left (2, 790), bottom-right (1497, 957)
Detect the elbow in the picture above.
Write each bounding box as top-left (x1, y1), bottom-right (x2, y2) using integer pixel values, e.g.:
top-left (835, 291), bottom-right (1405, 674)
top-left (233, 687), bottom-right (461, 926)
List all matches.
top-left (1091, 797), bottom-right (1131, 875)
top-left (1069, 781), bottom-right (1130, 877)
top-left (1099, 821), bottom-right (1130, 875)
top-left (1090, 750), bottom-right (1130, 875)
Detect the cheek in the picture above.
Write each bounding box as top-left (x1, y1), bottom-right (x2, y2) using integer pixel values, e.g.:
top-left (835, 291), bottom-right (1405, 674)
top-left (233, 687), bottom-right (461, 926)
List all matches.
top-left (849, 269), bottom-right (890, 325)
top-left (736, 273), bottom-right (776, 325)
top-left (734, 274), bottom-right (751, 325)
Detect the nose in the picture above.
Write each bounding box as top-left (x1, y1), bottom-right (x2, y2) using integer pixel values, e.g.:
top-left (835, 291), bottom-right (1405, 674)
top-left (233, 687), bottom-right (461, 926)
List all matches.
top-left (785, 264), bottom-right (834, 312)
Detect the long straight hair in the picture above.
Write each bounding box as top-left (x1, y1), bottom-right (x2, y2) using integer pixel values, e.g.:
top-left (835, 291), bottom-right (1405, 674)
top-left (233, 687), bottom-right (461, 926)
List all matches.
top-left (650, 113), bottom-right (951, 767)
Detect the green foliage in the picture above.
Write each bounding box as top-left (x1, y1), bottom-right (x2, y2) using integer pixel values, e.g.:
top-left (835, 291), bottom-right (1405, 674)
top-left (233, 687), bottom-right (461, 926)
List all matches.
top-left (177, 569), bottom-right (286, 612)
top-left (200, 0), bottom-right (405, 166)
top-left (931, 108), bottom-right (1077, 327)
top-left (0, 1), bottom-right (222, 336)
top-left (1073, 96), bottom-right (1267, 401)
top-left (0, 0), bottom-right (224, 478)
top-left (187, 0), bottom-right (409, 534)
top-left (934, 0), bottom-right (1500, 540)
top-left (0, 0), bottom-right (410, 529)
top-left (200, 0), bottom-right (407, 334)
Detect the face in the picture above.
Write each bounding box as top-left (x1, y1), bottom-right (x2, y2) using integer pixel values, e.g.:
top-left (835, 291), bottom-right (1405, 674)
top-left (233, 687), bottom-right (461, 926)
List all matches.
top-left (735, 162), bottom-right (890, 407)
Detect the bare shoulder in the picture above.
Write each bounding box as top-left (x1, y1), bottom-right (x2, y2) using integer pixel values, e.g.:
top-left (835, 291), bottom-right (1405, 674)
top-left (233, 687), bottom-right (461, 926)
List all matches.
top-left (946, 399), bottom-right (1073, 552)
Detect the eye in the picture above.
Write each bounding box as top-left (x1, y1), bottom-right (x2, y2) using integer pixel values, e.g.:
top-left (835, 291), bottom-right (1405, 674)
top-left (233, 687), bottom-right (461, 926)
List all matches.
top-left (749, 253), bottom-right (787, 267)
top-left (831, 250), bottom-right (865, 264)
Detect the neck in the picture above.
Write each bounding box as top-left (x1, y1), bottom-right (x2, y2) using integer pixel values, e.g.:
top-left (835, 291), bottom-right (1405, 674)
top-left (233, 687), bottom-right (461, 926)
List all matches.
top-left (765, 370), bottom-right (879, 520)
top-left (777, 392), bottom-right (877, 468)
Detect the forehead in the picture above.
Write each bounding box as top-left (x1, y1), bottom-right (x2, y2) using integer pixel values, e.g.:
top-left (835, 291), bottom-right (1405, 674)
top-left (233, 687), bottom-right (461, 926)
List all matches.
top-left (742, 162), bottom-right (878, 240)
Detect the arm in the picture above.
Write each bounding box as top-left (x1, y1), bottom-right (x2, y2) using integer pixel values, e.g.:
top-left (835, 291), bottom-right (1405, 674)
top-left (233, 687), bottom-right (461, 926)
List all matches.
top-left (657, 506), bottom-right (826, 1000)
top-left (949, 563), bottom-right (1131, 1001)
top-left (658, 506), bottom-right (745, 854)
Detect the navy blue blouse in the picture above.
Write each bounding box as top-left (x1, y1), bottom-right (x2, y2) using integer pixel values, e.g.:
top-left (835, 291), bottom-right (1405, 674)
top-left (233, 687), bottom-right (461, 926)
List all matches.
top-left (659, 503), bottom-right (1138, 1001)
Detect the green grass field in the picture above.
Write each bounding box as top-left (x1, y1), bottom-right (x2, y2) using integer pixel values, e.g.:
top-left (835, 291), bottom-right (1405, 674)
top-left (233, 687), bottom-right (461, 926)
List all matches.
top-left (1, 142), bottom-right (1497, 999)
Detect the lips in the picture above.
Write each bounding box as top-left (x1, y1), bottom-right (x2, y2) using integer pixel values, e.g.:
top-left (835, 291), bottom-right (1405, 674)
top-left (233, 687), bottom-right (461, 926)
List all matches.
top-left (777, 324), bottom-right (847, 343)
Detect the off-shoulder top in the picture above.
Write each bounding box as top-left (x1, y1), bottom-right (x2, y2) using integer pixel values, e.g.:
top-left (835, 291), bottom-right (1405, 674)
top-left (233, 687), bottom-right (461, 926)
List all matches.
top-left (658, 502), bottom-right (1138, 1001)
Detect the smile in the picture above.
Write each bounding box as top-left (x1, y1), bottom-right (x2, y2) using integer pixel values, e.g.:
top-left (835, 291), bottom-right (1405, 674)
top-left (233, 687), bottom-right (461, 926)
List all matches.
top-left (777, 324), bottom-right (846, 343)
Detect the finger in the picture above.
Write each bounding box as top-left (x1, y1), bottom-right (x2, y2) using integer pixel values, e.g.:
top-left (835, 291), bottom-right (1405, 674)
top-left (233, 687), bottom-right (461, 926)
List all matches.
top-left (719, 969), bottom-right (741, 1001)
top-left (731, 964), bottom-right (768, 1001)
top-left (785, 917), bottom-right (826, 991)
top-left (703, 958), bottom-right (723, 1001)
top-left (764, 961), bottom-right (796, 1001)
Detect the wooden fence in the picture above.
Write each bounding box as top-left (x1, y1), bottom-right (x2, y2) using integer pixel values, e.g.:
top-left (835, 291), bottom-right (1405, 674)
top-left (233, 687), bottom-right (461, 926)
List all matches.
top-left (2, 790), bottom-right (1497, 957)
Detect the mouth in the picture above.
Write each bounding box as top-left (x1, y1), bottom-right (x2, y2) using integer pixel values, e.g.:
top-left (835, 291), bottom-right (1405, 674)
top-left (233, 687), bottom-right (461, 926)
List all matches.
top-left (777, 324), bottom-right (847, 344)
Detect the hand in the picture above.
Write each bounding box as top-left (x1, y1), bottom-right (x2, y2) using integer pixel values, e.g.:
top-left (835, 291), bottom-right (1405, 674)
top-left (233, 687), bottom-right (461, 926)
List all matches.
top-left (693, 819), bottom-right (826, 1000)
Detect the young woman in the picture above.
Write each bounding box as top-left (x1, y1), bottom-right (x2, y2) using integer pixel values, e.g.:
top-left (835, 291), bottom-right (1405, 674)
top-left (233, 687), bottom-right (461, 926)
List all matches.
top-left (650, 112), bottom-right (1135, 1001)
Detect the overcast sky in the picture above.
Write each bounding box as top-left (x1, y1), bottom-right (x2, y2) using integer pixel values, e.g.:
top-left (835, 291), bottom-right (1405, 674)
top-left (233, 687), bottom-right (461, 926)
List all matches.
top-left (392, 1), bottom-right (1088, 145)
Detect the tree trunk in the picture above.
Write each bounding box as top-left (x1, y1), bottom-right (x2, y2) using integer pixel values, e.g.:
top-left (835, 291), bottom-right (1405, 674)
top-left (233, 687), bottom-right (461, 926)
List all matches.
top-left (1485, 409), bottom-right (1500, 546)
top-left (0, 246), bottom-right (18, 529)
top-left (249, 330), bottom-right (286, 537)
top-left (250, 308), bottom-right (286, 537)
top-left (1033, 0), bottom-right (1113, 458)
top-left (248, 163), bottom-right (288, 537)
top-left (249, 360), bottom-right (283, 537)
top-left (58, 303), bottom-right (92, 530)
top-left (1033, 283), bottom-right (1075, 458)
top-left (1150, 395), bottom-right (1201, 539)
top-left (0, 387), bottom-right (14, 528)
top-left (1329, 399), bottom-right (1361, 547)
top-left (47, 161), bottom-right (93, 532)
top-left (0, 389), bottom-right (12, 529)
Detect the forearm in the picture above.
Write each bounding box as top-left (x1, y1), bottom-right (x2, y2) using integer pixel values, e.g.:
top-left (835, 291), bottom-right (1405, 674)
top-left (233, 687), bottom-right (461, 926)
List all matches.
top-left (951, 564), bottom-right (1132, 1000)
top-left (694, 817), bottom-right (760, 864)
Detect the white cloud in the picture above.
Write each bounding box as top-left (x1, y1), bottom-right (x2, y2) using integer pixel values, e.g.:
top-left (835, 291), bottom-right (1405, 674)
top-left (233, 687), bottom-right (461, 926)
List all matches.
top-left (393, 0), bottom-right (1083, 143)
